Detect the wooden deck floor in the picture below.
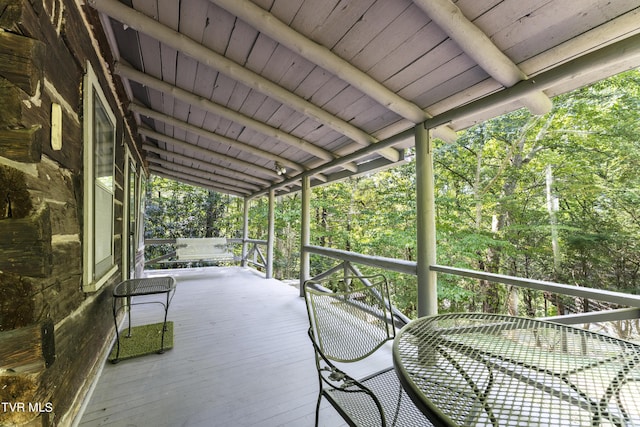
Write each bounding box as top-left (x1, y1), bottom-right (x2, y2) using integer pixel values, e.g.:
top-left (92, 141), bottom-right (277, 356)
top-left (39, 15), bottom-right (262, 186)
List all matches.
top-left (76, 267), bottom-right (356, 427)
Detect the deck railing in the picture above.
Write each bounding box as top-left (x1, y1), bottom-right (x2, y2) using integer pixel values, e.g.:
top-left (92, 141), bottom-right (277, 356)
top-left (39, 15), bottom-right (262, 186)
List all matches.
top-left (234, 238), bottom-right (268, 270)
top-left (144, 240), bottom-right (640, 325)
top-left (304, 244), bottom-right (640, 325)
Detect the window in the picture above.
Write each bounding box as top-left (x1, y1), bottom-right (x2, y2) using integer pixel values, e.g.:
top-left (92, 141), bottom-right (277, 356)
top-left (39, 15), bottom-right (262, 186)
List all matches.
top-left (83, 63), bottom-right (118, 292)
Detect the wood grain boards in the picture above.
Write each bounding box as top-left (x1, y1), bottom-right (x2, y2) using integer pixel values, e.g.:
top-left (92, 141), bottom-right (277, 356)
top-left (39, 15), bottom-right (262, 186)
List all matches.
top-left (79, 267), bottom-right (360, 426)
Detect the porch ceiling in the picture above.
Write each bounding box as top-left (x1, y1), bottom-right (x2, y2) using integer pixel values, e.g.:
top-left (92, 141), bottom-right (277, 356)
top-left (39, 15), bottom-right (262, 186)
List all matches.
top-left (89, 0), bottom-right (640, 198)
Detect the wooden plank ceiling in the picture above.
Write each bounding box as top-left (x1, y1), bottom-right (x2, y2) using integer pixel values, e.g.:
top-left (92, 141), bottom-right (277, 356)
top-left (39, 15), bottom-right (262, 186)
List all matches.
top-left (89, 0), bottom-right (640, 198)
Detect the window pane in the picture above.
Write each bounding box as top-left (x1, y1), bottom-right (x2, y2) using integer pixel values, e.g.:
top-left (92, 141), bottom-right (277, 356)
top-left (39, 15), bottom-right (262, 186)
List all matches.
top-left (92, 89), bottom-right (115, 278)
top-left (93, 89), bottom-right (114, 192)
top-left (94, 185), bottom-right (113, 277)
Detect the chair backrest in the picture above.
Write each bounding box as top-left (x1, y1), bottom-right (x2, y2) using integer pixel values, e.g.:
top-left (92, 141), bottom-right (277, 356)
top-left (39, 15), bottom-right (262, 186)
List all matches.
top-left (304, 275), bottom-right (395, 363)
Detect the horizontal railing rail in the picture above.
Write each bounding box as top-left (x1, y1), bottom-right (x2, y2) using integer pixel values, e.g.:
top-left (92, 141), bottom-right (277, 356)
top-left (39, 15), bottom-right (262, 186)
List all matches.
top-left (305, 245), bottom-right (417, 275)
top-left (430, 265), bottom-right (640, 308)
top-left (304, 244), bottom-right (640, 325)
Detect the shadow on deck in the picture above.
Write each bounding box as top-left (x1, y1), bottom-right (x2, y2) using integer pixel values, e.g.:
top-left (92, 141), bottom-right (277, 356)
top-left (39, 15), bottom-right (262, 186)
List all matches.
top-left (77, 267), bottom-right (354, 427)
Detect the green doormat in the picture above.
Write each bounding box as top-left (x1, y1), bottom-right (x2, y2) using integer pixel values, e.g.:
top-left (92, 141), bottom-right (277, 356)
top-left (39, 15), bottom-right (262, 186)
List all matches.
top-left (109, 321), bottom-right (173, 363)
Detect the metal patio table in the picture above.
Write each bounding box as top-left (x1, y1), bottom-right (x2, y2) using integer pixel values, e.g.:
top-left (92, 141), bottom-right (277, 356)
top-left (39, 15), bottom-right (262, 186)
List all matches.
top-left (112, 276), bottom-right (176, 363)
top-left (393, 313), bottom-right (640, 426)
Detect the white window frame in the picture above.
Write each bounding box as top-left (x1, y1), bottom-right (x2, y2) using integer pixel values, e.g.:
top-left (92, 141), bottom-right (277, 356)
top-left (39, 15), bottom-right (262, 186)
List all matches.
top-left (123, 147), bottom-right (140, 280)
top-left (82, 63), bottom-right (118, 292)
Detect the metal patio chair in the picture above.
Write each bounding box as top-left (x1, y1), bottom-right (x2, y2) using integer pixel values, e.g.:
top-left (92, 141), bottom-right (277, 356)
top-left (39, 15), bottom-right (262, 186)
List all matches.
top-left (303, 274), bottom-right (431, 427)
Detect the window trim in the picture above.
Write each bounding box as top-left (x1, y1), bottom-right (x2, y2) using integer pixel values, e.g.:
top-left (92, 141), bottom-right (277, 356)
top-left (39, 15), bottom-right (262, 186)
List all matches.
top-left (82, 63), bottom-right (118, 292)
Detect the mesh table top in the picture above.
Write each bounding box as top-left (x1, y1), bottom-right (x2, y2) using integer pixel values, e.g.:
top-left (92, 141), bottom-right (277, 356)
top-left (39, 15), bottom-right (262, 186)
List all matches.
top-left (113, 276), bottom-right (176, 297)
top-left (393, 313), bottom-right (640, 426)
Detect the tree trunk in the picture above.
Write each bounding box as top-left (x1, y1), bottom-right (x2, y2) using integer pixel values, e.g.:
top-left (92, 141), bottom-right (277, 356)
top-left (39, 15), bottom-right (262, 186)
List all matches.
top-left (204, 190), bottom-right (226, 237)
top-left (546, 165), bottom-right (561, 275)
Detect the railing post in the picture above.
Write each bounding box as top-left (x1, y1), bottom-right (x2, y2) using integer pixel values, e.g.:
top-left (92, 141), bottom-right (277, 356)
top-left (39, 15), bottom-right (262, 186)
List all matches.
top-left (267, 189), bottom-right (275, 278)
top-left (343, 260), bottom-right (350, 281)
top-left (242, 197), bottom-right (249, 267)
top-left (415, 124), bottom-right (438, 316)
top-left (300, 175), bottom-right (311, 296)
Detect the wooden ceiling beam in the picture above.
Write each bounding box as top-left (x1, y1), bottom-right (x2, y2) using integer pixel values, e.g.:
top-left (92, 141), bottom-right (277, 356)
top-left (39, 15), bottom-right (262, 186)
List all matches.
top-left (519, 10), bottom-right (640, 77)
top-left (140, 130), bottom-right (282, 180)
top-left (148, 156), bottom-right (262, 192)
top-left (148, 165), bottom-right (249, 197)
top-left (256, 127), bottom-right (415, 197)
top-left (142, 143), bottom-right (272, 187)
top-left (412, 0), bottom-right (552, 116)
top-left (130, 103), bottom-right (302, 172)
top-left (150, 166), bottom-right (251, 196)
top-left (138, 127), bottom-right (328, 186)
top-left (210, 0), bottom-right (426, 124)
top-left (209, 0), bottom-right (458, 145)
top-left (91, 0), bottom-right (402, 162)
top-left (115, 62), bottom-right (341, 165)
top-left (424, 33), bottom-right (640, 130)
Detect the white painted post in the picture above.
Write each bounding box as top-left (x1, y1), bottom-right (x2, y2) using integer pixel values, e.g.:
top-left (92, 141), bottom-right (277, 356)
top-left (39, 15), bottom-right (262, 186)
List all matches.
top-left (242, 197), bottom-right (249, 267)
top-left (300, 175), bottom-right (311, 296)
top-left (267, 189), bottom-right (275, 278)
top-left (415, 124), bottom-right (438, 316)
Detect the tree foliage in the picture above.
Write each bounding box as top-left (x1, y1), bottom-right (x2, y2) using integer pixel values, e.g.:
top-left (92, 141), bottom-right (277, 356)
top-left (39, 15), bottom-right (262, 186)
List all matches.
top-left (144, 177), bottom-right (237, 260)
top-left (144, 70), bottom-right (640, 320)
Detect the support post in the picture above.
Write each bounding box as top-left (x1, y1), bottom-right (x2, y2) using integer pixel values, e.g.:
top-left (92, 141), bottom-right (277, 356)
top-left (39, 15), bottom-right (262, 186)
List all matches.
top-left (266, 189), bottom-right (275, 278)
top-left (299, 175), bottom-right (310, 296)
top-left (242, 197), bottom-right (249, 267)
top-left (415, 124), bottom-right (438, 316)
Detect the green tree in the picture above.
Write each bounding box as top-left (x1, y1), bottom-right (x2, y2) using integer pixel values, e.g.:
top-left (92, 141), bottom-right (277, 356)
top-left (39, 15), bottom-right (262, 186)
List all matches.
top-left (144, 177), bottom-right (232, 262)
top-left (143, 70), bottom-right (640, 322)
top-left (434, 69), bottom-right (640, 317)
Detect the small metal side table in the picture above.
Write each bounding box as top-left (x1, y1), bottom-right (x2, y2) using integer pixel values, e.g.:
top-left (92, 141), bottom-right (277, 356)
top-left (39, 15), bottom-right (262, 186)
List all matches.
top-left (112, 276), bottom-right (176, 363)
top-left (393, 313), bottom-right (640, 426)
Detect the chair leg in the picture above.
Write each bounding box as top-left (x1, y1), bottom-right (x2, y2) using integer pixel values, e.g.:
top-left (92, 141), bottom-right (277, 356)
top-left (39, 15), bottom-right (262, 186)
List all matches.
top-left (315, 393), bottom-right (322, 427)
top-left (390, 381), bottom-right (404, 426)
top-left (314, 374), bottom-right (323, 427)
